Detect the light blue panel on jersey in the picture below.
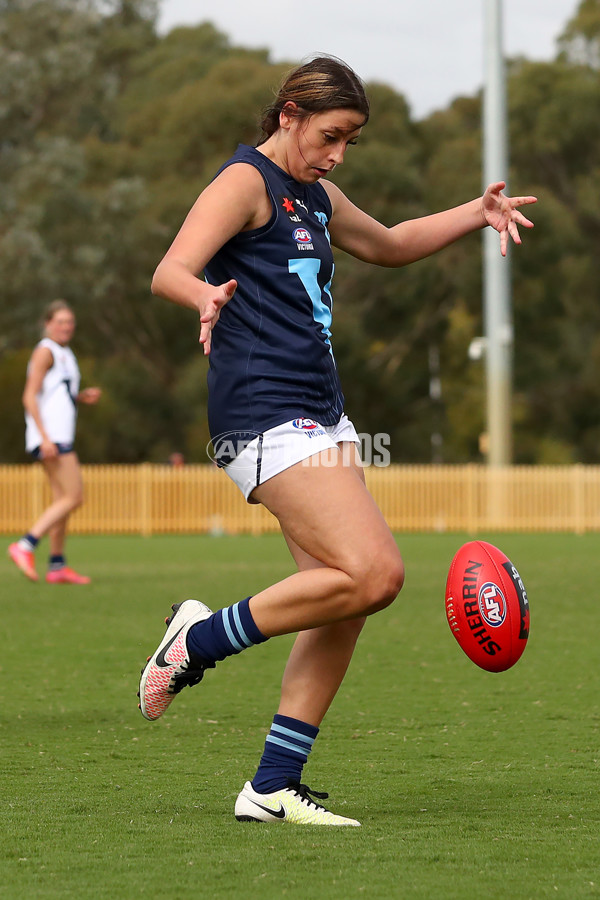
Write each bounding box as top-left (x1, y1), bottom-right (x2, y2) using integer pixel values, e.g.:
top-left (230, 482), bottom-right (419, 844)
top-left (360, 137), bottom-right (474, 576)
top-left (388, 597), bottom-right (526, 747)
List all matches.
top-left (288, 257), bottom-right (334, 352)
top-left (314, 210), bottom-right (331, 243)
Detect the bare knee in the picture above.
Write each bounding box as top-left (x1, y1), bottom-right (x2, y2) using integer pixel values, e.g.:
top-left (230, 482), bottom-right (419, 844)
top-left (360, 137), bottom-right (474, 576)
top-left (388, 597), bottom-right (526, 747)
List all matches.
top-left (354, 552), bottom-right (405, 616)
top-left (65, 490), bottom-right (84, 513)
top-left (369, 556), bottom-right (405, 613)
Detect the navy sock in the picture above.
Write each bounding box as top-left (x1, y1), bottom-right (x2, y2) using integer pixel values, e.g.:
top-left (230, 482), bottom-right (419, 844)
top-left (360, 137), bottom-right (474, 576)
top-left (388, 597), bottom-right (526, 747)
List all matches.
top-left (48, 555), bottom-right (65, 572)
top-left (251, 714), bottom-right (319, 794)
top-left (186, 596), bottom-right (267, 664)
top-left (19, 534), bottom-right (39, 552)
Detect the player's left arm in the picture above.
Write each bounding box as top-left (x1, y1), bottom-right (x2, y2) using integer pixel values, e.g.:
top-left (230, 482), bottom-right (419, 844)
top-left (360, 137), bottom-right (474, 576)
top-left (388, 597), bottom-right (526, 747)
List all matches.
top-left (324, 180), bottom-right (536, 266)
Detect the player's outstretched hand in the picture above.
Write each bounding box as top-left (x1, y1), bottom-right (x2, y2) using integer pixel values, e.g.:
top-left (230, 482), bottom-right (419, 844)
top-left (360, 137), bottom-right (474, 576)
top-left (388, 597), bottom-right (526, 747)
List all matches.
top-left (78, 387), bottom-right (102, 405)
top-left (199, 279), bottom-right (237, 355)
top-left (481, 182), bottom-right (537, 257)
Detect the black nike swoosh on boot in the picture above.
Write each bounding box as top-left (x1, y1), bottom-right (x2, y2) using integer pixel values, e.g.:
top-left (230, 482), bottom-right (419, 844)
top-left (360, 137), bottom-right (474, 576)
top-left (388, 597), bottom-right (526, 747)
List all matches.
top-left (248, 799), bottom-right (286, 819)
top-left (155, 628), bottom-right (185, 668)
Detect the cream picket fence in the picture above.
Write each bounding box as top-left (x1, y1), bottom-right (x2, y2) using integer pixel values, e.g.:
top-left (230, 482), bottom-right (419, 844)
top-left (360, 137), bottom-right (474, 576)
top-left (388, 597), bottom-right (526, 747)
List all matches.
top-left (1, 464), bottom-right (600, 535)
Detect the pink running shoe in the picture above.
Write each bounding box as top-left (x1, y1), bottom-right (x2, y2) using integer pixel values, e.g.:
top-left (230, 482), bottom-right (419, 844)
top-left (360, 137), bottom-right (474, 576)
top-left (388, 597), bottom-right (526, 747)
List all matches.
top-left (8, 543), bottom-right (38, 581)
top-left (138, 599), bottom-right (214, 721)
top-left (46, 567), bottom-right (91, 585)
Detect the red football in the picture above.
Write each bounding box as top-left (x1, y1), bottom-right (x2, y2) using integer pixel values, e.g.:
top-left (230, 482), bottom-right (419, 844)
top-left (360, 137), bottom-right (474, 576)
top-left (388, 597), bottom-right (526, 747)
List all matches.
top-left (445, 540), bottom-right (530, 672)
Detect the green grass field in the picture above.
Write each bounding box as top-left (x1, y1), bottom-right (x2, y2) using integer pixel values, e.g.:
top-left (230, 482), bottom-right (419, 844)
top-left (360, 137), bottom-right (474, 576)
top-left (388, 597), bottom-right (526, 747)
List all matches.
top-left (1, 532), bottom-right (599, 899)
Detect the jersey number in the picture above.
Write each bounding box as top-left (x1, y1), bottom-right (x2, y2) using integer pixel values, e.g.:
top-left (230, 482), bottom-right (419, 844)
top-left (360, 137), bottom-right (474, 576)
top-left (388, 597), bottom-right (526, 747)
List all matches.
top-left (63, 379), bottom-right (76, 407)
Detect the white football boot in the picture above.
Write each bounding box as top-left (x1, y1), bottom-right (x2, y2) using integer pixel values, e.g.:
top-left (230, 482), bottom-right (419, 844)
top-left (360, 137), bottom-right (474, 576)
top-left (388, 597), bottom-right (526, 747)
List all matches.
top-left (235, 781), bottom-right (361, 826)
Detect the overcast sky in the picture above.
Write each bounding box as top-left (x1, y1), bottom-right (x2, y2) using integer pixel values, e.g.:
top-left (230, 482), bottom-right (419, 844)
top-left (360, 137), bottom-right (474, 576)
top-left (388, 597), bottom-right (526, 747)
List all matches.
top-left (157, 0), bottom-right (578, 119)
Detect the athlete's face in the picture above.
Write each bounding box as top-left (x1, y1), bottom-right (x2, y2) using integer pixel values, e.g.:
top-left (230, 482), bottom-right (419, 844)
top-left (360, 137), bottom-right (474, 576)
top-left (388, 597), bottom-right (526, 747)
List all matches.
top-left (286, 107), bottom-right (364, 183)
top-left (46, 310), bottom-right (76, 346)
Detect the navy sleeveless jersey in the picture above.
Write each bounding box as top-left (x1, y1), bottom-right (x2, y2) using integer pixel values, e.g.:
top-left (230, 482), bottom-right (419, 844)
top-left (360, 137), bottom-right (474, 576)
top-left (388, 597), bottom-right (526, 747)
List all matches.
top-left (204, 144), bottom-right (345, 442)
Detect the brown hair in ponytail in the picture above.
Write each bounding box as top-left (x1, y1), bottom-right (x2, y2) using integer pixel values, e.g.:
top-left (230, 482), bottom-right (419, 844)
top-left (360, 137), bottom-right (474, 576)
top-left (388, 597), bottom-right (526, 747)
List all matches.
top-left (258, 55), bottom-right (369, 144)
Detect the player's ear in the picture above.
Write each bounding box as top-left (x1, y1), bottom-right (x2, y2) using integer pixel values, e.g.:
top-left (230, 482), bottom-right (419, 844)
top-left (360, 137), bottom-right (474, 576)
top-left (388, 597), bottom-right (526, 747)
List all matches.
top-left (279, 102), bottom-right (299, 130)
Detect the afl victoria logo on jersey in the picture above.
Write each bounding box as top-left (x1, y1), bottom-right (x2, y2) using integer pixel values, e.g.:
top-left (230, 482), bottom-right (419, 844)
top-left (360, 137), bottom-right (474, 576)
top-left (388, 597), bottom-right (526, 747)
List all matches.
top-left (293, 227), bottom-right (314, 251)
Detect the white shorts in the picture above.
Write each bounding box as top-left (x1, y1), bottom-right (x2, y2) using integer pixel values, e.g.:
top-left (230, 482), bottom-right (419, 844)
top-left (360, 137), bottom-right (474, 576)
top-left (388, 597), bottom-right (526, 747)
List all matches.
top-left (222, 414), bottom-right (360, 502)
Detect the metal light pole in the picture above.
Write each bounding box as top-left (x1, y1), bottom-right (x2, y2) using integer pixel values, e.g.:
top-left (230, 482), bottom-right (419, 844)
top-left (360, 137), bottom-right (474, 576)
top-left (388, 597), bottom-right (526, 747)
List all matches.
top-left (483, 0), bottom-right (512, 465)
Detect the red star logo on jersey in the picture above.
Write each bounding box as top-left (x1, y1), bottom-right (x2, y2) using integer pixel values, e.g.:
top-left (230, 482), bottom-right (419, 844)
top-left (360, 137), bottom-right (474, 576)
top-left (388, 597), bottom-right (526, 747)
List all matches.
top-left (282, 197), bottom-right (295, 213)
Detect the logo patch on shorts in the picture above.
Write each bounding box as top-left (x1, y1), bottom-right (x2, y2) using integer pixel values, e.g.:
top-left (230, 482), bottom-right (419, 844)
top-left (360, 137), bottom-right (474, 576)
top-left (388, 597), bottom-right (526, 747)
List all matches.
top-left (292, 418), bottom-right (326, 438)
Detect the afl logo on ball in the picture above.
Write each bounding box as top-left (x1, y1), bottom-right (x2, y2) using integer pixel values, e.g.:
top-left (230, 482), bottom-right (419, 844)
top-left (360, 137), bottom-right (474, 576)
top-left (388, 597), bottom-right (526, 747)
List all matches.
top-left (478, 582), bottom-right (507, 627)
top-left (292, 418), bottom-right (318, 430)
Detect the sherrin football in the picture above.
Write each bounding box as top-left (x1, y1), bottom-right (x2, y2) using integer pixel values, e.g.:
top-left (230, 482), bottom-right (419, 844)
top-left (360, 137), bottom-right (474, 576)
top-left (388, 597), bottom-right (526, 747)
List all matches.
top-left (445, 540), bottom-right (530, 672)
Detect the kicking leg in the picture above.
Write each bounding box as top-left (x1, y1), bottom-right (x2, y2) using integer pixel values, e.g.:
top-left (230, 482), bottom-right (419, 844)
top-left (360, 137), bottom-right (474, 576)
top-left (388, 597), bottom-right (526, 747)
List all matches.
top-left (139, 446), bottom-right (403, 721)
top-left (246, 446), bottom-right (404, 635)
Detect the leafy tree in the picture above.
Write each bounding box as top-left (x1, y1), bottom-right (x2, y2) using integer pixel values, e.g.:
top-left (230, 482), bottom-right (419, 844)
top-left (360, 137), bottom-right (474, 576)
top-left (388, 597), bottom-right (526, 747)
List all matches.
top-left (508, 44), bottom-right (600, 462)
top-left (558, 0), bottom-right (600, 67)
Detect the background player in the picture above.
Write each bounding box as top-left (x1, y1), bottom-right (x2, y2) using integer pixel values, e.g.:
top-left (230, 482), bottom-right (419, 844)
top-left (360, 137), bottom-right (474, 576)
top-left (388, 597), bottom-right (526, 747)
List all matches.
top-left (8, 300), bottom-right (102, 584)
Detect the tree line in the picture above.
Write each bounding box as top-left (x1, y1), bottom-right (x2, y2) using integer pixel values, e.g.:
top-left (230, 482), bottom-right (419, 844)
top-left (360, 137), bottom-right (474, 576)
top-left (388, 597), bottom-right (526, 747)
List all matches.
top-left (2, 0), bottom-right (600, 465)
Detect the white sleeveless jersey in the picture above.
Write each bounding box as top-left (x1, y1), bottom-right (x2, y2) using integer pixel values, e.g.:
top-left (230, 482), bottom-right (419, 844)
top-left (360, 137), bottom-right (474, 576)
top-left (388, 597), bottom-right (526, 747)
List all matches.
top-left (25, 338), bottom-right (81, 451)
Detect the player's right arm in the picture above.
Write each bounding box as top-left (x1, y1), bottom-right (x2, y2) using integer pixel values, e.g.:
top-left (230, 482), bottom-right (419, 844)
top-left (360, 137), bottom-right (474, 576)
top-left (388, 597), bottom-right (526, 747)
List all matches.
top-left (151, 163), bottom-right (271, 354)
top-left (22, 345), bottom-right (58, 458)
